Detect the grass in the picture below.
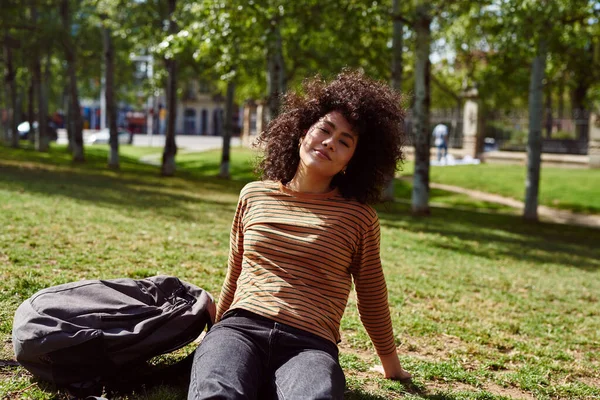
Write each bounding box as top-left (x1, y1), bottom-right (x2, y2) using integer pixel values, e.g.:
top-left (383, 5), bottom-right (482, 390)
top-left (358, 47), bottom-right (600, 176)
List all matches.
top-left (1, 143), bottom-right (599, 399)
top-left (399, 162), bottom-right (600, 215)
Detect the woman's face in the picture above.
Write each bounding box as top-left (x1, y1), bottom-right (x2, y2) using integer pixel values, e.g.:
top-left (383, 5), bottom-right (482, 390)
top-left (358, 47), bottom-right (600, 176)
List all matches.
top-left (298, 111), bottom-right (358, 180)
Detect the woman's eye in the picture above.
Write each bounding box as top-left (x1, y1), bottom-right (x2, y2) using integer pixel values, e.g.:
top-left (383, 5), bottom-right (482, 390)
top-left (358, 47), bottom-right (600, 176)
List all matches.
top-left (340, 141), bottom-right (349, 148)
top-left (318, 127), bottom-right (330, 134)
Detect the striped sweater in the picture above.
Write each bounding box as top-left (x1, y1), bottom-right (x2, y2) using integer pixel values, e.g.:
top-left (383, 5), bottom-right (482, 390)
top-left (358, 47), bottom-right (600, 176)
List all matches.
top-left (215, 180), bottom-right (396, 356)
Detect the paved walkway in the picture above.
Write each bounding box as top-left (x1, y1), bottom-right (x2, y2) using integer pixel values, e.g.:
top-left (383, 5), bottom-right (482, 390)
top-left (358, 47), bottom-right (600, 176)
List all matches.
top-left (421, 180), bottom-right (600, 229)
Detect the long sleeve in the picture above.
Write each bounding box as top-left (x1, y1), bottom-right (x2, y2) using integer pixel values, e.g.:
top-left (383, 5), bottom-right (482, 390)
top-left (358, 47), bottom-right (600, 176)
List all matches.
top-left (210, 180), bottom-right (393, 349)
top-left (352, 212), bottom-right (397, 356)
top-left (215, 191), bottom-right (246, 321)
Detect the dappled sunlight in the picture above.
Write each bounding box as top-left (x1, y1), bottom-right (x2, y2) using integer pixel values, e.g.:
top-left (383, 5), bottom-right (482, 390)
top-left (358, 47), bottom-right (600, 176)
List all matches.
top-left (377, 202), bottom-right (600, 271)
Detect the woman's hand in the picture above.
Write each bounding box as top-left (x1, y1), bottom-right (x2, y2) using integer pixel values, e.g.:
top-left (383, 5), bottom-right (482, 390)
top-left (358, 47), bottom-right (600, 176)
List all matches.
top-left (370, 352), bottom-right (412, 382)
top-left (207, 300), bottom-right (217, 323)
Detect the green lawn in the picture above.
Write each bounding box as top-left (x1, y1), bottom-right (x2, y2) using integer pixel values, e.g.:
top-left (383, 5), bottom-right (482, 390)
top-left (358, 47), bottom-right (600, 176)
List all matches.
top-left (1, 144), bottom-right (599, 400)
top-left (399, 161), bottom-right (600, 215)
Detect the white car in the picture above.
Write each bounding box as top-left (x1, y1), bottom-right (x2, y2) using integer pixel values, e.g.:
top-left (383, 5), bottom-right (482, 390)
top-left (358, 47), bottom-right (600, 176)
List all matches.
top-left (86, 129), bottom-right (132, 145)
top-left (17, 121), bottom-right (58, 141)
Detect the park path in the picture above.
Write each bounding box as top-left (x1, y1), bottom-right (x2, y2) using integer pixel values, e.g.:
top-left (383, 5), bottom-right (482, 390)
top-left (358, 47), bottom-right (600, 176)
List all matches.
top-left (427, 181), bottom-right (600, 229)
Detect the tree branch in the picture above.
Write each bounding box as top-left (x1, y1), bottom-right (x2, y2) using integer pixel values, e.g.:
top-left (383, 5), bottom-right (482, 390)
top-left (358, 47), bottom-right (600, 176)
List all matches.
top-left (431, 75), bottom-right (461, 101)
top-left (391, 12), bottom-right (413, 26)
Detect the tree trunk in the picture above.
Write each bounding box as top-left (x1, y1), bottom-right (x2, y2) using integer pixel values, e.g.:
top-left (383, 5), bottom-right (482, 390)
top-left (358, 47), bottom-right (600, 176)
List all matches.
top-left (0, 73), bottom-right (5, 142)
top-left (411, 3), bottom-right (431, 215)
top-left (3, 38), bottom-right (19, 148)
top-left (33, 63), bottom-right (50, 151)
top-left (65, 90), bottom-right (74, 152)
top-left (161, 0), bottom-right (178, 176)
top-left (382, 0), bottom-right (404, 202)
top-left (523, 39), bottom-right (547, 221)
top-left (571, 80), bottom-right (588, 140)
top-left (219, 81), bottom-right (235, 179)
top-left (16, 90), bottom-right (24, 134)
top-left (28, 82), bottom-right (35, 144)
top-left (557, 73), bottom-right (564, 131)
top-left (31, 1), bottom-right (49, 151)
top-left (266, 20), bottom-right (286, 122)
top-left (60, 0), bottom-right (84, 162)
top-left (544, 81), bottom-right (552, 139)
top-left (41, 53), bottom-right (50, 146)
top-left (103, 25), bottom-right (119, 169)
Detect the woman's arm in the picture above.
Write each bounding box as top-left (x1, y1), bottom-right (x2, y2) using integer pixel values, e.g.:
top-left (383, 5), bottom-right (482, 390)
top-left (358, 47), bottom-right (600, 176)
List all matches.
top-left (214, 192), bottom-right (246, 321)
top-left (353, 210), bottom-right (411, 381)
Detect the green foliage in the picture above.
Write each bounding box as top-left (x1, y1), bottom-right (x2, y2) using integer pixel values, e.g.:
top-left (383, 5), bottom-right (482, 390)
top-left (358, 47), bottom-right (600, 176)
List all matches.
top-left (440, 0), bottom-right (600, 110)
top-left (171, 0), bottom-right (400, 103)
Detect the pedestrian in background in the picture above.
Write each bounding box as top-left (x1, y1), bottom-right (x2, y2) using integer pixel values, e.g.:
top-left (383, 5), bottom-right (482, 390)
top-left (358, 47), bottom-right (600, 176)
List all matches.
top-left (432, 123), bottom-right (448, 161)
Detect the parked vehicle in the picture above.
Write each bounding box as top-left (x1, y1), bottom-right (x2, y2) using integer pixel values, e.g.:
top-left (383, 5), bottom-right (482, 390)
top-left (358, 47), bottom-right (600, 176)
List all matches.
top-left (86, 128), bottom-right (133, 145)
top-left (17, 121), bottom-right (58, 141)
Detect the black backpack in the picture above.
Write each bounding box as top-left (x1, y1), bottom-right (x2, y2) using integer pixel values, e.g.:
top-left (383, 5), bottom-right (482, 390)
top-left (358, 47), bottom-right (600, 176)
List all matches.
top-left (12, 275), bottom-right (214, 396)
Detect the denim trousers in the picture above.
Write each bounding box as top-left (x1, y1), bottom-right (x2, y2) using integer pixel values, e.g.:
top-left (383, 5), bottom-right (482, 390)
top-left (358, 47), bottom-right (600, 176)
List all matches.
top-left (187, 309), bottom-right (345, 400)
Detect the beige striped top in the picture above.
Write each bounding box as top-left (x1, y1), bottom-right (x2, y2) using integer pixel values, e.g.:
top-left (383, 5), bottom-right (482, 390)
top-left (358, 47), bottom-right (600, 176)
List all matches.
top-left (215, 180), bottom-right (396, 356)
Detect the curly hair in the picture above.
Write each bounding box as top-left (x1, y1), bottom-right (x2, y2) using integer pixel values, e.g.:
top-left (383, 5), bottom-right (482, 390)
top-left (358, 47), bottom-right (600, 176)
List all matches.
top-left (256, 69), bottom-right (406, 204)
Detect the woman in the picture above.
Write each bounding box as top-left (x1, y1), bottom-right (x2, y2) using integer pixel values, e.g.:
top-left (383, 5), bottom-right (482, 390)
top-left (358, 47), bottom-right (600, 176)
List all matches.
top-left (188, 70), bottom-right (411, 400)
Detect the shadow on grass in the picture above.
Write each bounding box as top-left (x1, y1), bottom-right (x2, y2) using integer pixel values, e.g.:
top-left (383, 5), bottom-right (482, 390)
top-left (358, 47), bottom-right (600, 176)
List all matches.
top-left (3, 145), bottom-right (598, 271)
top-left (377, 201), bottom-right (600, 271)
top-left (394, 179), bottom-right (460, 202)
top-left (177, 158), bottom-right (259, 183)
top-left (24, 377), bottom-right (492, 400)
top-left (344, 388), bottom-right (390, 399)
top-left (345, 381), bottom-right (485, 400)
top-left (0, 146), bottom-right (253, 223)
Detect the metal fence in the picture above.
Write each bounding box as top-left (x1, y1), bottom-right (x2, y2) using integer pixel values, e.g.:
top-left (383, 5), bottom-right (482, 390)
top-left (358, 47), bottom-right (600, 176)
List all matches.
top-left (484, 109), bottom-right (590, 155)
top-left (404, 109), bottom-right (464, 148)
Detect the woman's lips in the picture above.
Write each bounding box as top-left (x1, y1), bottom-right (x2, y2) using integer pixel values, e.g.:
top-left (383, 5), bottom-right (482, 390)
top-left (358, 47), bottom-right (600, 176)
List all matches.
top-left (314, 149), bottom-right (331, 160)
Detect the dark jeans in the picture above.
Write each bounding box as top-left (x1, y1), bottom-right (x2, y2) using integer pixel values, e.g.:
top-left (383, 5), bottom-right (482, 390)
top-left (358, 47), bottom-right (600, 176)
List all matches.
top-left (188, 309), bottom-right (345, 400)
top-left (437, 142), bottom-right (448, 161)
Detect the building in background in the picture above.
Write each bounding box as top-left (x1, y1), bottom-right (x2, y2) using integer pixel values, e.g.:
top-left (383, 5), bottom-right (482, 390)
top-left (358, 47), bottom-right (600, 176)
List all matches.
top-left (78, 79), bottom-right (241, 137)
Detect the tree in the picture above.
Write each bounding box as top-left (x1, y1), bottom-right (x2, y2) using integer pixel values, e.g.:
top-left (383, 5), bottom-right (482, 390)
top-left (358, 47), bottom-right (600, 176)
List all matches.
top-left (265, 12), bottom-right (285, 120)
top-left (382, 0), bottom-right (405, 202)
top-left (161, 0), bottom-right (178, 176)
top-left (0, 1), bottom-right (25, 149)
top-left (378, 0), bottom-right (479, 212)
top-left (127, 0), bottom-right (204, 176)
top-left (30, 0), bottom-right (49, 152)
top-left (219, 80), bottom-right (235, 178)
top-left (102, 19), bottom-right (119, 169)
top-left (411, 1), bottom-right (432, 215)
top-left (2, 35), bottom-right (19, 148)
top-left (524, 38), bottom-right (547, 220)
top-left (474, 0), bottom-right (598, 220)
top-left (60, 0), bottom-right (85, 162)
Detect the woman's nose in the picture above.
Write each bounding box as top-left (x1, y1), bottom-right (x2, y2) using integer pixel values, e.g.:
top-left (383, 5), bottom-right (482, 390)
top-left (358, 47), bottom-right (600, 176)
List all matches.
top-left (322, 137), bottom-right (334, 150)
